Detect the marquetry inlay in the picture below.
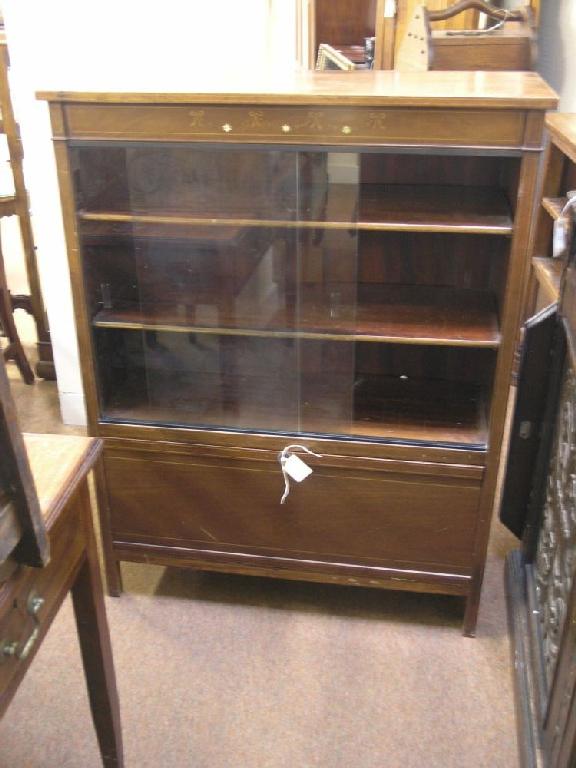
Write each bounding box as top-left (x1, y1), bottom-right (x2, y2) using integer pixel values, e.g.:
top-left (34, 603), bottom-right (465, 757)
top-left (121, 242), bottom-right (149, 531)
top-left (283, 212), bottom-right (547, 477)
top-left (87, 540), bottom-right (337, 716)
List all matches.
top-left (63, 104), bottom-right (527, 148)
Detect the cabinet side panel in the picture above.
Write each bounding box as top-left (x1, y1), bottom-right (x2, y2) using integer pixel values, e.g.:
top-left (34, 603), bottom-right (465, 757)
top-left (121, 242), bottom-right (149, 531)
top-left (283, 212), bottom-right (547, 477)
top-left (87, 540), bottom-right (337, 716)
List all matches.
top-left (465, 149), bottom-right (544, 634)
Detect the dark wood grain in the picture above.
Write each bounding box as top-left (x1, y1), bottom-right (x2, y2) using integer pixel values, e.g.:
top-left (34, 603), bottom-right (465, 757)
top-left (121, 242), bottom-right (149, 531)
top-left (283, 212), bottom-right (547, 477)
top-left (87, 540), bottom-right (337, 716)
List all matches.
top-left (92, 285), bottom-right (500, 347)
top-left (103, 442), bottom-right (482, 574)
top-left (313, 0), bottom-right (377, 53)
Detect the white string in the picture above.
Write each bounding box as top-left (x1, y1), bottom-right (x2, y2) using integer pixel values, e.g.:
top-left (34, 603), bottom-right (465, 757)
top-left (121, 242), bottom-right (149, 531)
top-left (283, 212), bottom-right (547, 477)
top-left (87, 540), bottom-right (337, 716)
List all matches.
top-left (278, 444), bottom-right (323, 505)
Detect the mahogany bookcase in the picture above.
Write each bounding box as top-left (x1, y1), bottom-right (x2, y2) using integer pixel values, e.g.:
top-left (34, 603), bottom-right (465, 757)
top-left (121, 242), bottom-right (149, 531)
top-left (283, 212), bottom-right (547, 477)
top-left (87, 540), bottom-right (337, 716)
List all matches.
top-left (39, 70), bottom-right (557, 636)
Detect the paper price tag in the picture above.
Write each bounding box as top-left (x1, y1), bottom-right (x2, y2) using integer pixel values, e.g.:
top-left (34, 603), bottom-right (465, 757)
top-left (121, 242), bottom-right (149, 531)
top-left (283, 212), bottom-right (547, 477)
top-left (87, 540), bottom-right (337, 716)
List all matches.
top-left (553, 216), bottom-right (571, 258)
top-left (283, 454), bottom-right (313, 483)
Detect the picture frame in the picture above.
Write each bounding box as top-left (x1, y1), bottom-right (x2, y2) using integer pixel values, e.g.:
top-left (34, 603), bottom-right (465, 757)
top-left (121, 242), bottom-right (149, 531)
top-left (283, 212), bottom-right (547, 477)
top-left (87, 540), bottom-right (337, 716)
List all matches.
top-left (315, 43), bottom-right (356, 71)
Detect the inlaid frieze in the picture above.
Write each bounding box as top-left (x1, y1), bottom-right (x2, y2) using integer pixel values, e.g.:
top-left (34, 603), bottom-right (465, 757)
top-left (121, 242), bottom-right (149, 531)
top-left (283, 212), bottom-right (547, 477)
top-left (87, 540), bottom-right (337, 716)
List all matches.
top-left (62, 104), bottom-right (526, 148)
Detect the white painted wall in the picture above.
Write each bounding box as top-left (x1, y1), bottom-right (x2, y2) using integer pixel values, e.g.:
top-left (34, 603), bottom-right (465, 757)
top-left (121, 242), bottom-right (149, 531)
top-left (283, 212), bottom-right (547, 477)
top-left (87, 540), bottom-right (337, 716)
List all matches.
top-left (1, 0), bottom-right (298, 424)
top-left (538, 0), bottom-right (576, 110)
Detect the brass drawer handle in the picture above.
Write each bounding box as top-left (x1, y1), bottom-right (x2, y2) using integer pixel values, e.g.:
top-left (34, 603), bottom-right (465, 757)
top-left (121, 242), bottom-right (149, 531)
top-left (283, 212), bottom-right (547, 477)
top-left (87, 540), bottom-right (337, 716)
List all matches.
top-left (0, 592), bottom-right (45, 664)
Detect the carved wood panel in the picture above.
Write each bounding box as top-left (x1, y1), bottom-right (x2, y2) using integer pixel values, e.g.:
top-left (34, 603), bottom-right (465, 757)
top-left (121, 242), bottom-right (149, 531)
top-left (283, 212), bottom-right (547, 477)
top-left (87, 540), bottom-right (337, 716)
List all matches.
top-left (535, 363), bottom-right (576, 687)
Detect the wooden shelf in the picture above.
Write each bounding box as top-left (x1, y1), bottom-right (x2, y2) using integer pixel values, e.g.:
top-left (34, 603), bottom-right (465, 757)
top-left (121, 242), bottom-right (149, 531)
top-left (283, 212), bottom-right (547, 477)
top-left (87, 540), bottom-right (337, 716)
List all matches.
top-left (101, 372), bottom-right (488, 448)
top-left (78, 184), bottom-right (513, 236)
top-left (542, 197), bottom-right (567, 221)
top-left (352, 377), bottom-right (487, 447)
top-left (359, 185), bottom-right (512, 234)
top-left (93, 286), bottom-right (500, 348)
top-left (532, 256), bottom-right (564, 304)
top-left (80, 218), bottom-right (251, 244)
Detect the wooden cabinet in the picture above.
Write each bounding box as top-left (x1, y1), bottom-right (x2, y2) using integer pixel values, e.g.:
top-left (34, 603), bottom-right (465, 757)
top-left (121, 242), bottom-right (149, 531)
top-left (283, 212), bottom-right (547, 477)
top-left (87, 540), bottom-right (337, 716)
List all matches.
top-left (39, 71), bottom-right (557, 636)
top-left (503, 114), bottom-right (576, 768)
top-left (527, 114), bottom-right (576, 314)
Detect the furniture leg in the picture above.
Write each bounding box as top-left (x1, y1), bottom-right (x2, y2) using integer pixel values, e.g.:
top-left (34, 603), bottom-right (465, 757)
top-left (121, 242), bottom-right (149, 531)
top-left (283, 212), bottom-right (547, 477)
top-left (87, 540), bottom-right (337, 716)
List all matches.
top-left (107, 559), bottom-right (124, 598)
top-left (71, 482), bottom-right (124, 768)
top-left (93, 458), bottom-right (123, 597)
top-left (0, 234), bottom-right (34, 384)
top-left (462, 575), bottom-right (482, 638)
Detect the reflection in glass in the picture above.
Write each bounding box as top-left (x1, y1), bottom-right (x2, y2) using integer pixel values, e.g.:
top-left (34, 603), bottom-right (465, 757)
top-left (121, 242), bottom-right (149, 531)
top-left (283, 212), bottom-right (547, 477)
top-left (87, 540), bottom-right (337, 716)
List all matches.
top-left (75, 143), bottom-right (502, 447)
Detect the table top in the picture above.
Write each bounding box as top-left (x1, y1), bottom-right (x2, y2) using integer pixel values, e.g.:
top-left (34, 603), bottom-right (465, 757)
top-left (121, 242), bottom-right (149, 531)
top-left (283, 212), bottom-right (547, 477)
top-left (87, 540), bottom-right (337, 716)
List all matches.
top-left (37, 70), bottom-right (558, 110)
top-left (23, 434), bottom-right (101, 530)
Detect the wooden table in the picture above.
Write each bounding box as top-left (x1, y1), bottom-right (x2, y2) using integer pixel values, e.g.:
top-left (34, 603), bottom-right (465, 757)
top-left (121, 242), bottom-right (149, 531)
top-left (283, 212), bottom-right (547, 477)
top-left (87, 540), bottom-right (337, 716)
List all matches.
top-left (0, 433), bottom-right (123, 767)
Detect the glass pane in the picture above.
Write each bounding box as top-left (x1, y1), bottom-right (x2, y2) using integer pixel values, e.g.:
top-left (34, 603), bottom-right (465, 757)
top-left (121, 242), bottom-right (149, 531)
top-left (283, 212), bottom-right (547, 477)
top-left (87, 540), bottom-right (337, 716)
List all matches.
top-left (75, 142), bottom-right (505, 447)
top-left (76, 143), bottom-right (361, 436)
top-left (73, 144), bottom-right (358, 225)
top-left (296, 151), bottom-right (359, 437)
top-left (89, 224), bottom-right (303, 432)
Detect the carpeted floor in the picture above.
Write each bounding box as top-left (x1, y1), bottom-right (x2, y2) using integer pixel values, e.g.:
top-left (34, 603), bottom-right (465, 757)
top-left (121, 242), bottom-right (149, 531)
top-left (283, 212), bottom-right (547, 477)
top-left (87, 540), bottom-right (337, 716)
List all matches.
top-left (0, 353), bottom-right (520, 768)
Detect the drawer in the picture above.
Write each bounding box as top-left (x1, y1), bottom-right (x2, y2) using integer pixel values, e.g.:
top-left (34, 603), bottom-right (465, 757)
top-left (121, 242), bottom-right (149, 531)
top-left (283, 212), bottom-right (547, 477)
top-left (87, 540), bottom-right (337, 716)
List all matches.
top-left (0, 504), bottom-right (85, 700)
top-left (104, 442), bottom-right (484, 578)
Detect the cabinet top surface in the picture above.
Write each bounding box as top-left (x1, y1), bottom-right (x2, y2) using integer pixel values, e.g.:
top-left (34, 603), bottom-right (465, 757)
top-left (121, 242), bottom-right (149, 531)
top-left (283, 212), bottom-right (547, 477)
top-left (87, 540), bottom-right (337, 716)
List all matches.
top-left (546, 113), bottom-right (576, 155)
top-left (37, 70), bottom-right (558, 110)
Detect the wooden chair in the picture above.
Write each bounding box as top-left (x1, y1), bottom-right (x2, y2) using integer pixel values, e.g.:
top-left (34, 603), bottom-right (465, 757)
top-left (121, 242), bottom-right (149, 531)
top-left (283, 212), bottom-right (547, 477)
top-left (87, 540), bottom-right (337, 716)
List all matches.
top-left (0, 229), bottom-right (34, 384)
top-left (0, 33), bottom-right (54, 380)
top-left (0, 353), bottom-right (123, 766)
top-left (396, 0), bottom-right (536, 71)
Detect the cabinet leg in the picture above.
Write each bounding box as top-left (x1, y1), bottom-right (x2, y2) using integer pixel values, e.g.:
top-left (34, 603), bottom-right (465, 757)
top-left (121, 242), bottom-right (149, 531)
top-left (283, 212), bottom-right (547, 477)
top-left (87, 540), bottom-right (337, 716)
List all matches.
top-left (93, 456), bottom-right (123, 597)
top-left (107, 558), bottom-right (123, 598)
top-left (462, 584), bottom-right (481, 638)
top-left (71, 483), bottom-right (124, 768)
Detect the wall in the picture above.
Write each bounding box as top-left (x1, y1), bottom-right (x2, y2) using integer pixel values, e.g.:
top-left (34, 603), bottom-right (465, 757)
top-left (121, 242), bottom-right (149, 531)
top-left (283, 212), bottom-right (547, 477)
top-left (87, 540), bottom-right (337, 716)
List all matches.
top-left (2, 0), bottom-right (297, 424)
top-left (538, 0), bottom-right (576, 110)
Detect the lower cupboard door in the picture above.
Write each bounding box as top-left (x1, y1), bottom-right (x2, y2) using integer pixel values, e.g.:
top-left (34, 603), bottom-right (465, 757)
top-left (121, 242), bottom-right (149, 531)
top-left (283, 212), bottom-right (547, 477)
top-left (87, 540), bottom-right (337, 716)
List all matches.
top-left (103, 446), bottom-right (483, 577)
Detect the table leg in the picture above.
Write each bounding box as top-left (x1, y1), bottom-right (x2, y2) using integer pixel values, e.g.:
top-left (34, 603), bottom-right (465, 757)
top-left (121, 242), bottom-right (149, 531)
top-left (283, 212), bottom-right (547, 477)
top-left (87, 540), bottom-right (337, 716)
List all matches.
top-left (71, 481), bottom-right (124, 768)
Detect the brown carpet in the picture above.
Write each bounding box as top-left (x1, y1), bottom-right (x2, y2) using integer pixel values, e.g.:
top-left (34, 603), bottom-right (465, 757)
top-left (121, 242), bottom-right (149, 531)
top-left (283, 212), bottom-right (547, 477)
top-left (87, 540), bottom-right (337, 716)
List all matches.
top-left (0, 358), bottom-right (520, 768)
